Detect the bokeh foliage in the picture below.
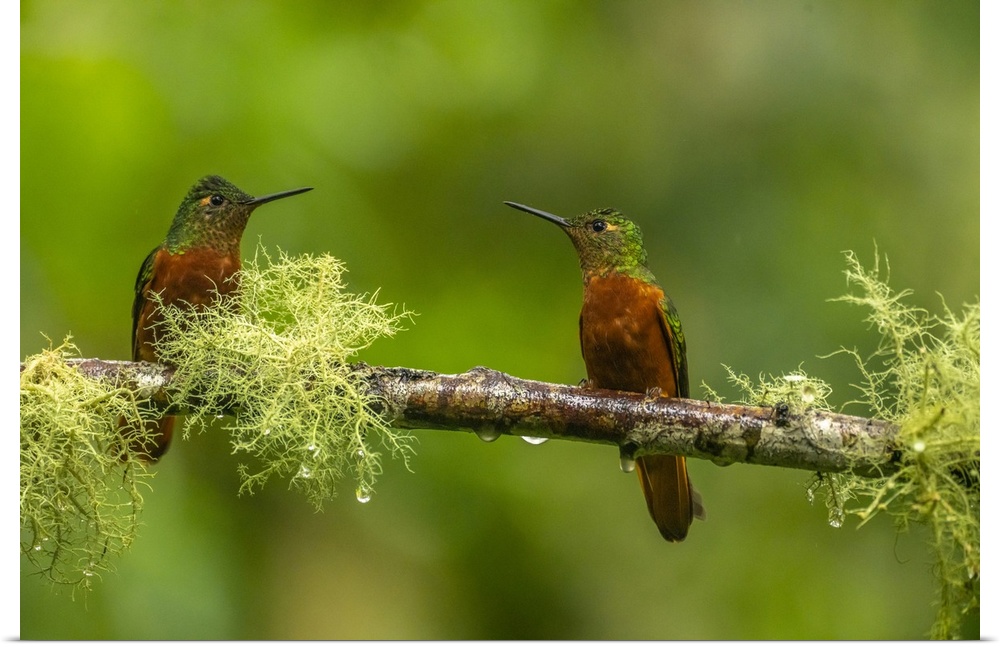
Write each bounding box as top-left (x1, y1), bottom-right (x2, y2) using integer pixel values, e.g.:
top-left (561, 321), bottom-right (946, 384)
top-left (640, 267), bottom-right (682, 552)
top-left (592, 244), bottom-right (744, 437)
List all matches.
top-left (21, 0), bottom-right (978, 640)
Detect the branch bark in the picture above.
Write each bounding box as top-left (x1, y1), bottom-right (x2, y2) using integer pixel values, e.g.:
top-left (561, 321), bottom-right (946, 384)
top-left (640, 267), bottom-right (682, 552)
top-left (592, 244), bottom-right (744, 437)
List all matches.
top-left (42, 358), bottom-right (901, 478)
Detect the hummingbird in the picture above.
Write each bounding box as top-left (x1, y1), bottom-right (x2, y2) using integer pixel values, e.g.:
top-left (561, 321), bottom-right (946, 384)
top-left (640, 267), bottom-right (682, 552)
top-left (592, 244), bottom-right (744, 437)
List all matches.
top-left (505, 201), bottom-right (704, 542)
top-left (124, 175), bottom-right (312, 460)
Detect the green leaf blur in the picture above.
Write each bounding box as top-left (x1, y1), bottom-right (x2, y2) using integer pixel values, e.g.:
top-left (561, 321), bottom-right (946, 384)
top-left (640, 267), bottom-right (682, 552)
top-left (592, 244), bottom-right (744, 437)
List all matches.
top-left (21, 0), bottom-right (978, 640)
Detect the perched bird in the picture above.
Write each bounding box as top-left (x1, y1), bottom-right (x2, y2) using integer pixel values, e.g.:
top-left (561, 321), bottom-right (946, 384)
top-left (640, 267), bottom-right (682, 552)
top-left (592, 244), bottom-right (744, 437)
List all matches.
top-left (125, 175), bottom-right (312, 460)
top-left (505, 201), bottom-right (704, 541)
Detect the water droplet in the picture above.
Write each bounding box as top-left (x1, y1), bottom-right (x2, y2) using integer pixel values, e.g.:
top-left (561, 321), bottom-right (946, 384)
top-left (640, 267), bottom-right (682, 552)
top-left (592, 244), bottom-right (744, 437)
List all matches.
top-left (475, 428), bottom-right (501, 443)
top-left (618, 444), bottom-right (636, 473)
top-left (521, 436), bottom-right (548, 445)
top-left (263, 428), bottom-right (271, 435)
top-left (828, 507), bottom-right (844, 528)
top-left (805, 487), bottom-right (815, 504)
top-left (215, 414), bottom-right (224, 420)
top-left (913, 440), bottom-right (926, 453)
top-left (307, 444), bottom-right (316, 451)
top-left (711, 456), bottom-right (735, 467)
top-left (783, 374), bottom-right (805, 383)
top-left (801, 385), bottom-right (816, 404)
top-left (298, 466), bottom-right (311, 479)
top-left (83, 570), bottom-right (94, 578)
top-left (33, 545), bottom-right (41, 551)
top-left (356, 487), bottom-right (371, 503)
top-left (356, 449), bottom-right (365, 459)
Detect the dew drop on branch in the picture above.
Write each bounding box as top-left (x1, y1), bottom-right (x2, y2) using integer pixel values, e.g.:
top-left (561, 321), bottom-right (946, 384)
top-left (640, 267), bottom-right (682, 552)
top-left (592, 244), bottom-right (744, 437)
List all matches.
top-left (619, 445), bottom-right (636, 473)
top-left (475, 428), bottom-right (501, 443)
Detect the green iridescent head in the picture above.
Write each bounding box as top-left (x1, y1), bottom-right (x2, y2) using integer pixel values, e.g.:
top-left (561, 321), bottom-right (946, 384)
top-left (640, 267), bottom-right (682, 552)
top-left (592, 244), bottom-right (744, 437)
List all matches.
top-left (165, 175), bottom-right (312, 254)
top-left (505, 202), bottom-right (650, 279)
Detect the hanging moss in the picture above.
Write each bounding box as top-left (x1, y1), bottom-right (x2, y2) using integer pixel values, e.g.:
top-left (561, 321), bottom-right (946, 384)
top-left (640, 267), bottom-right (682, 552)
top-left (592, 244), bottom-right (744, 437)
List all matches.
top-left (20, 338), bottom-right (153, 591)
top-left (705, 250), bottom-right (979, 639)
top-left (149, 245), bottom-right (416, 509)
top-left (20, 246), bottom-right (414, 590)
top-left (834, 250), bottom-right (979, 639)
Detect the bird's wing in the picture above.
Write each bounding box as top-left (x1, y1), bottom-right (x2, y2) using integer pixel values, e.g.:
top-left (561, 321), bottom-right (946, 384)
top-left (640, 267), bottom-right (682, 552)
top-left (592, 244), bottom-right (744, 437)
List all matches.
top-left (640, 292), bottom-right (705, 535)
top-left (131, 247), bottom-right (160, 360)
top-left (656, 293), bottom-right (689, 399)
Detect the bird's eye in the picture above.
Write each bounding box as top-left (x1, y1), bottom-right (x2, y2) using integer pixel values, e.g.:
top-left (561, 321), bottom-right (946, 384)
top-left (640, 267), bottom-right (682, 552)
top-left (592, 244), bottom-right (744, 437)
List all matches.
top-left (591, 220), bottom-right (607, 233)
top-left (209, 195), bottom-right (225, 207)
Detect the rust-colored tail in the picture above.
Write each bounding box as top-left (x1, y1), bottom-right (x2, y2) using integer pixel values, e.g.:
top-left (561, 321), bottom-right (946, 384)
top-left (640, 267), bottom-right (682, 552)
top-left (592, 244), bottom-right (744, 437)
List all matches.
top-left (118, 415), bottom-right (175, 462)
top-left (635, 454), bottom-right (705, 542)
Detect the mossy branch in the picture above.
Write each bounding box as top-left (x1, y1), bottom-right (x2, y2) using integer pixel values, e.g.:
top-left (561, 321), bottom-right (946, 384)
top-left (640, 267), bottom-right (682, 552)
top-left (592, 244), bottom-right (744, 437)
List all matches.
top-left (46, 358), bottom-right (902, 478)
top-left (20, 245), bottom-right (978, 638)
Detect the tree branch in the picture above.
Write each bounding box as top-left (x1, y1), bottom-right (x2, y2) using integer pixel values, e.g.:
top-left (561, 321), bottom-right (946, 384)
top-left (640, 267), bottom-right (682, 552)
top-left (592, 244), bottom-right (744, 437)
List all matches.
top-left (40, 358), bottom-right (902, 478)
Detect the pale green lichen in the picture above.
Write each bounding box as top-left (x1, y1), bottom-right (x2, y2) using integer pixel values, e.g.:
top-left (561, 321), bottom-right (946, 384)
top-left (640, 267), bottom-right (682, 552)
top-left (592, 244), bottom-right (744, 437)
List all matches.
top-left (20, 337), bottom-right (153, 592)
top-left (150, 246), bottom-right (415, 509)
top-left (832, 250), bottom-right (979, 640)
top-left (703, 249), bottom-right (979, 639)
top-left (20, 247), bottom-right (414, 591)
top-left (702, 365), bottom-right (835, 413)
top-left (701, 367), bottom-right (851, 529)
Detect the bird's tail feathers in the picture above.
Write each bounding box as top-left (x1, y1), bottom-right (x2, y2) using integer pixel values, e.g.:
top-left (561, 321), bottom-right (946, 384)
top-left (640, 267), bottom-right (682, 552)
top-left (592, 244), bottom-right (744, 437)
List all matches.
top-left (635, 454), bottom-right (704, 542)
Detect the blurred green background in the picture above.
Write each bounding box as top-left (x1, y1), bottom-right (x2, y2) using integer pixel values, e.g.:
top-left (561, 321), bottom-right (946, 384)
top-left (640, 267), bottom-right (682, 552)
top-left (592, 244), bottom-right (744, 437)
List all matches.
top-left (21, 0), bottom-right (979, 639)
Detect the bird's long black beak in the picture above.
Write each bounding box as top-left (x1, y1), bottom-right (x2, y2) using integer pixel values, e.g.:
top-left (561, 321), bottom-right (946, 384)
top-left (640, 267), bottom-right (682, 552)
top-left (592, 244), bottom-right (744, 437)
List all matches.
top-left (504, 201), bottom-right (569, 227)
top-left (246, 186), bottom-right (313, 206)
